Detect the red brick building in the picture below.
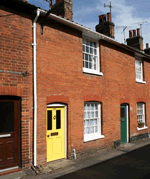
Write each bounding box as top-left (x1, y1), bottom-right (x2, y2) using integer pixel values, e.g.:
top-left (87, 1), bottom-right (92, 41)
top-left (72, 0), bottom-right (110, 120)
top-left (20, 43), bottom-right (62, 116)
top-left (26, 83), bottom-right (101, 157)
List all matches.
top-left (1, 0), bottom-right (150, 174)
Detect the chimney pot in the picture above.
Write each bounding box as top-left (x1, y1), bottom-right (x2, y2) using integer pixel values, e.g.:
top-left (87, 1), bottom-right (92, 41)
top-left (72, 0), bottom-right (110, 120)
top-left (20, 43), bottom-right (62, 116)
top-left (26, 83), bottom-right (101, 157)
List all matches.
top-left (137, 28), bottom-right (140, 36)
top-left (129, 30), bottom-right (132, 38)
top-left (146, 43), bottom-right (149, 49)
top-left (107, 12), bottom-right (111, 22)
top-left (102, 15), bottom-right (106, 22)
top-left (99, 15), bottom-right (103, 23)
top-left (133, 29), bottom-right (136, 37)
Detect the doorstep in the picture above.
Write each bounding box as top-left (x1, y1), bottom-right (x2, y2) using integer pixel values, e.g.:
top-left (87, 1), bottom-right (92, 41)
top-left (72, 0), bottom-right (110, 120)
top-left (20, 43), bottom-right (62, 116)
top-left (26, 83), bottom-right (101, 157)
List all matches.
top-left (0, 167), bottom-right (25, 178)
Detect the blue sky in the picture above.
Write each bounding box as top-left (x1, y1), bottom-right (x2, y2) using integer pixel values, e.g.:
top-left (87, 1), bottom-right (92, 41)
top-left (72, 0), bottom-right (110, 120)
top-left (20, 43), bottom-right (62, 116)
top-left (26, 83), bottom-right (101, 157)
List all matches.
top-left (28, 0), bottom-right (150, 48)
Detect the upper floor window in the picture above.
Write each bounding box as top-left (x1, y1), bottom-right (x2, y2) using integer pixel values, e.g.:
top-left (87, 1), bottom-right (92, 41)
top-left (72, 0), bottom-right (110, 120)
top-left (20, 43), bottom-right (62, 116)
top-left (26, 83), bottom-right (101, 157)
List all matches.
top-left (135, 59), bottom-right (146, 84)
top-left (82, 37), bottom-right (103, 76)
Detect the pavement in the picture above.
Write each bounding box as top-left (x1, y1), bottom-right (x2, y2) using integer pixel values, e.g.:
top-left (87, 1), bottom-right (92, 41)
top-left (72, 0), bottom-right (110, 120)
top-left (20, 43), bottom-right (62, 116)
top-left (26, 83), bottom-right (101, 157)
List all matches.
top-left (1, 137), bottom-right (150, 179)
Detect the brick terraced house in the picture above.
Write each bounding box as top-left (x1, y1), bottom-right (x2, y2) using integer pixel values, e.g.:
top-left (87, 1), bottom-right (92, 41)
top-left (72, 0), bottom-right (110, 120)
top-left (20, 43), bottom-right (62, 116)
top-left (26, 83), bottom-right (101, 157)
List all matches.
top-left (1, 0), bottom-right (150, 175)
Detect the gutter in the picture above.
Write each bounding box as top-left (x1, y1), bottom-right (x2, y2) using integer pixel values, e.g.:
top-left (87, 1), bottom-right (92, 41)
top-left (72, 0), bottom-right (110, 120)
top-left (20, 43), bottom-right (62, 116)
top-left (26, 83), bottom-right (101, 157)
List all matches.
top-left (32, 8), bottom-right (41, 167)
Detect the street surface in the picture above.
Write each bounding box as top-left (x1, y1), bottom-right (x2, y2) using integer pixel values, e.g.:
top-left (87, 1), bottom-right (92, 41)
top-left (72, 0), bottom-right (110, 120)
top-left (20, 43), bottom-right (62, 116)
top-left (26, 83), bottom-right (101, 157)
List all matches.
top-left (55, 144), bottom-right (150, 179)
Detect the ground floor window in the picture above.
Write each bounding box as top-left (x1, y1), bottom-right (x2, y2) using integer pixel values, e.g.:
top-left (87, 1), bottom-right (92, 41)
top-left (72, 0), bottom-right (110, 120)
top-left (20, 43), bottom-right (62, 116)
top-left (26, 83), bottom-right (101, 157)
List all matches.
top-left (137, 102), bottom-right (145, 126)
top-left (84, 102), bottom-right (104, 142)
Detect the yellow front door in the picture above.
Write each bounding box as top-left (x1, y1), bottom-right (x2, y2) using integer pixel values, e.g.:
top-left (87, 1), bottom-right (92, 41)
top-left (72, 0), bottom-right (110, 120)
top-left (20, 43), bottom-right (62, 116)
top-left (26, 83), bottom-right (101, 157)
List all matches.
top-left (46, 107), bottom-right (65, 162)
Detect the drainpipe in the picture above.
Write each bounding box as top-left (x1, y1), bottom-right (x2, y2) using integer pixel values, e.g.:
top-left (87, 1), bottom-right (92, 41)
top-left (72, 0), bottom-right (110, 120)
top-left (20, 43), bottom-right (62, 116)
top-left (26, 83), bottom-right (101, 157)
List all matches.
top-left (32, 8), bottom-right (40, 166)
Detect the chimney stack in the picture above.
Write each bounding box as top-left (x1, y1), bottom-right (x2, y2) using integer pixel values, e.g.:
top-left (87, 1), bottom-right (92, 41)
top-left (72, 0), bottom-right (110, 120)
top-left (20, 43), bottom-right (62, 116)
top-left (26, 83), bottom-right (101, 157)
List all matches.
top-left (129, 30), bottom-right (132, 38)
top-left (126, 28), bottom-right (143, 50)
top-left (133, 29), bottom-right (136, 37)
top-left (51, 0), bottom-right (73, 21)
top-left (95, 12), bottom-right (115, 39)
top-left (144, 43), bottom-right (150, 55)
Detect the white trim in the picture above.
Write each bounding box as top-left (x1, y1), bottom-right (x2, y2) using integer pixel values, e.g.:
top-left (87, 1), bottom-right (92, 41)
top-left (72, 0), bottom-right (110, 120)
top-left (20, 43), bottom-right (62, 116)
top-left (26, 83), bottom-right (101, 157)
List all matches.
top-left (137, 126), bottom-right (148, 131)
top-left (136, 80), bottom-right (146, 84)
top-left (0, 134), bottom-right (11, 138)
top-left (47, 103), bottom-right (66, 107)
top-left (64, 106), bottom-right (67, 159)
top-left (0, 166), bottom-right (18, 173)
top-left (84, 134), bottom-right (105, 142)
top-left (83, 68), bottom-right (103, 76)
top-left (126, 105), bottom-right (129, 143)
top-left (46, 103), bottom-right (67, 159)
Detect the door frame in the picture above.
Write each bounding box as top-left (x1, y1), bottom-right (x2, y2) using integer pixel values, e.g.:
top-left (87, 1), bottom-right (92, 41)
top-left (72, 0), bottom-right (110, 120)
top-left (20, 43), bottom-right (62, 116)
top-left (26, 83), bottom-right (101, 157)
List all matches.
top-left (46, 103), bottom-right (67, 160)
top-left (0, 98), bottom-right (21, 170)
top-left (120, 104), bottom-right (129, 143)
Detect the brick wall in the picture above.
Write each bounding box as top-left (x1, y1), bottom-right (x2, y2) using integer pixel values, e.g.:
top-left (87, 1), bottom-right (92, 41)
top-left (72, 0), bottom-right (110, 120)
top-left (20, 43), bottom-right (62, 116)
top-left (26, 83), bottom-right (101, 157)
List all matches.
top-left (35, 20), bottom-right (150, 164)
top-left (1, 5), bottom-right (150, 167)
top-left (0, 9), bottom-right (33, 168)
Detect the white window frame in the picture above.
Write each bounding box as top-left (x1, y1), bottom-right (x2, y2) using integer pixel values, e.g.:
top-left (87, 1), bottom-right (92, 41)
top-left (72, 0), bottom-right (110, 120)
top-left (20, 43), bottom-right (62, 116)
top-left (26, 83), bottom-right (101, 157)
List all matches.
top-left (137, 102), bottom-right (148, 130)
top-left (82, 36), bottom-right (103, 76)
top-left (84, 102), bottom-right (104, 142)
top-left (135, 59), bottom-right (146, 84)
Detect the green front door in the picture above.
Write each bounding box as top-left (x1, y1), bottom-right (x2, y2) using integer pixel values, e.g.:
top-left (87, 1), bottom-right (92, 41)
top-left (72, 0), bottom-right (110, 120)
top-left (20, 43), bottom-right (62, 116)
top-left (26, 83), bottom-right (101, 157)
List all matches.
top-left (120, 105), bottom-right (127, 144)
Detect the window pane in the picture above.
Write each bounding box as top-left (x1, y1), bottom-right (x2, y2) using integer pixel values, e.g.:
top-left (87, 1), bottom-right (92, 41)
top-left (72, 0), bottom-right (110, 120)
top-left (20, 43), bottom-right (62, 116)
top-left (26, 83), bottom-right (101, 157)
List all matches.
top-left (95, 111), bottom-right (98, 117)
top-left (83, 45), bottom-right (85, 52)
top-left (85, 54), bottom-right (88, 60)
top-left (86, 40), bottom-right (90, 46)
top-left (89, 55), bottom-right (92, 62)
top-left (121, 108), bottom-right (125, 118)
top-left (85, 61), bottom-right (88, 68)
top-left (0, 102), bottom-right (14, 133)
top-left (86, 127), bottom-right (89, 134)
top-left (90, 41), bottom-right (93, 47)
top-left (87, 104), bottom-right (90, 110)
top-left (90, 127), bottom-right (94, 133)
top-left (47, 110), bottom-right (52, 130)
top-left (56, 110), bottom-right (61, 129)
top-left (83, 39), bottom-right (86, 44)
top-left (95, 104), bottom-right (98, 110)
top-left (89, 62), bottom-right (92, 69)
top-left (91, 112), bottom-right (94, 118)
top-left (95, 126), bottom-right (98, 133)
top-left (83, 60), bottom-right (85, 67)
top-left (88, 112), bottom-right (90, 118)
top-left (86, 46), bottom-right (89, 53)
top-left (90, 48), bottom-right (93, 54)
top-left (94, 119), bottom-right (97, 125)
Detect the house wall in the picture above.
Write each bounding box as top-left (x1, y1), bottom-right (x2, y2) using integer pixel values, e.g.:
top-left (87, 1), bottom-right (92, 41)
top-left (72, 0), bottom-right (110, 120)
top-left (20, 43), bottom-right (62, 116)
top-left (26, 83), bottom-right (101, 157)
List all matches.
top-left (0, 9), bottom-right (33, 168)
top-left (35, 20), bottom-right (150, 164)
top-left (1, 5), bottom-right (150, 168)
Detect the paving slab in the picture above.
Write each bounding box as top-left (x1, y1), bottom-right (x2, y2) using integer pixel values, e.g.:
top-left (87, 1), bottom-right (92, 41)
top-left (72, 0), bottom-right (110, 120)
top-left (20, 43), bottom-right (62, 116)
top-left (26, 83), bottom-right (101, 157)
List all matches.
top-left (0, 171), bottom-right (26, 179)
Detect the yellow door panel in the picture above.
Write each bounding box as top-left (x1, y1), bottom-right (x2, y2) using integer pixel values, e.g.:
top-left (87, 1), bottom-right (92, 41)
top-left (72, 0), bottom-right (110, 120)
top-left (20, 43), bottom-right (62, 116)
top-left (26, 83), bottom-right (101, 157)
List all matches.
top-left (46, 107), bottom-right (65, 162)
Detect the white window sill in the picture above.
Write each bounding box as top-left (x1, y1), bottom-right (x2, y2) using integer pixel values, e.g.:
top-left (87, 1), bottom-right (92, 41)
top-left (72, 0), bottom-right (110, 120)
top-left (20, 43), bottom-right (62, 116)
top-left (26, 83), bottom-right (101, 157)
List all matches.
top-left (137, 126), bottom-right (148, 131)
top-left (136, 80), bottom-right (146, 84)
top-left (83, 68), bottom-right (103, 76)
top-left (84, 134), bottom-right (105, 142)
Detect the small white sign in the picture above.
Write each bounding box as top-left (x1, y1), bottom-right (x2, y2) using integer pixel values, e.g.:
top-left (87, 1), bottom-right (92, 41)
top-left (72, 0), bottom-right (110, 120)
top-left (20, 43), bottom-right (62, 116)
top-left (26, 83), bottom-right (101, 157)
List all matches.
top-left (130, 107), bottom-right (132, 111)
top-left (0, 134), bottom-right (11, 138)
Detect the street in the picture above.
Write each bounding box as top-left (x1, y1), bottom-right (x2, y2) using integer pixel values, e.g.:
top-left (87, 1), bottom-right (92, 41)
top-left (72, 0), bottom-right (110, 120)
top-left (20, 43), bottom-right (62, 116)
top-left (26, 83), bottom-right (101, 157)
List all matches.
top-left (55, 144), bottom-right (150, 179)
